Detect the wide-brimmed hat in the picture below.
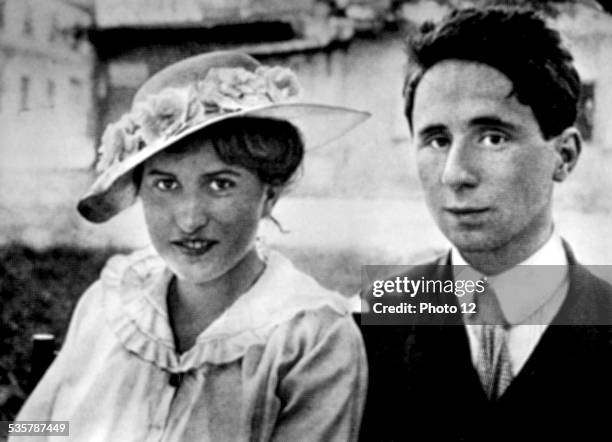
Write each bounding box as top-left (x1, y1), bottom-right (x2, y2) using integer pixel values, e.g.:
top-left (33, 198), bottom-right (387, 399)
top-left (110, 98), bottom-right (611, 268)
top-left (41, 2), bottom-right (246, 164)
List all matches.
top-left (77, 50), bottom-right (370, 223)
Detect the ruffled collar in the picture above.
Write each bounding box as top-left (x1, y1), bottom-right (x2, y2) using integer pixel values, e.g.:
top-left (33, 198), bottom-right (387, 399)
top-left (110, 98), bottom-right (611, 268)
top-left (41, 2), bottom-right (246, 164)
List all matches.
top-left (101, 247), bottom-right (349, 372)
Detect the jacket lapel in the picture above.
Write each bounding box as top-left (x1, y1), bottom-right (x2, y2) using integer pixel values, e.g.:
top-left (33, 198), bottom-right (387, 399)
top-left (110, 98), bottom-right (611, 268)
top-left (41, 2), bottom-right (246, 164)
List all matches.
top-left (500, 240), bottom-right (612, 401)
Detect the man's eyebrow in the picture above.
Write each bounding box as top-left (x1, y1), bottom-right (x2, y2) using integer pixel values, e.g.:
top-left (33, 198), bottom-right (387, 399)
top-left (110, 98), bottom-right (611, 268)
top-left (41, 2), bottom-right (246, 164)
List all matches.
top-left (416, 124), bottom-right (447, 138)
top-left (469, 116), bottom-right (518, 131)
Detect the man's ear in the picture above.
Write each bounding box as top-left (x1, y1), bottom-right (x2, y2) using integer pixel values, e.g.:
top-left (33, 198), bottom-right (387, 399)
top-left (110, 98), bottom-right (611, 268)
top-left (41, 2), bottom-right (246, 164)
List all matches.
top-left (552, 127), bottom-right (582, 182)
top-left (263, 186), bottom-right (281, 218)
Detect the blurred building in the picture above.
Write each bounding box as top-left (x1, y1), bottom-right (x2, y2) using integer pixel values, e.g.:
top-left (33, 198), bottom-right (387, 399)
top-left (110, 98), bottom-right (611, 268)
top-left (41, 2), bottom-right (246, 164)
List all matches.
top-left (554, 4), bottom-right (612, 148)
top-left (89, 0), bottom-right (357, 133)
top-left (95, 0), bottom-right (313, 28)
top-left (0, 0), bottom-right (379, 249)
top-left (89, 0), bottom-right (363, 199)
top-left (0, 0), bottom-right (96, 170)
top-left (344, 0), bottom-right (392, 35)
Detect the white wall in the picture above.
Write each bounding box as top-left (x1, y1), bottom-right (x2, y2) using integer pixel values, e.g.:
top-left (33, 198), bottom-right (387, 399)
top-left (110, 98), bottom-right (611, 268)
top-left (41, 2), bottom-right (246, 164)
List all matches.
top-left (0, 0), bottom-right (96, 170)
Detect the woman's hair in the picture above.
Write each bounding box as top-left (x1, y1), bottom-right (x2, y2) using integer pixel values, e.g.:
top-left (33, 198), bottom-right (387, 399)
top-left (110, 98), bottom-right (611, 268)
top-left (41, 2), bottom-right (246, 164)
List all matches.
top-left (133, 117), bottom-right (305, 189)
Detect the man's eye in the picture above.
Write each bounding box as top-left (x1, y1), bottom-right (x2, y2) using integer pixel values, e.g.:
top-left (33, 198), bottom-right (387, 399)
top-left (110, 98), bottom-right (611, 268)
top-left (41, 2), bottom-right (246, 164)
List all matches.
top-left (210, 178), bottom-right (235, 192)
top-left (480, 133), bottom-right (509, 147)
top-left (425, 136), bottom-right (451, 150)
top-left (154, 179), bottom-right (179, 191)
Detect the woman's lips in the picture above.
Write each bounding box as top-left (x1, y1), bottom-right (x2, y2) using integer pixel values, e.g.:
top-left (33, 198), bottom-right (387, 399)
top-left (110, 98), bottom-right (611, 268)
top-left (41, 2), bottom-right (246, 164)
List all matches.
top-left (445, 207), bottom-right (489, 214)
top-left (171, 239), bottom-right (218, 256)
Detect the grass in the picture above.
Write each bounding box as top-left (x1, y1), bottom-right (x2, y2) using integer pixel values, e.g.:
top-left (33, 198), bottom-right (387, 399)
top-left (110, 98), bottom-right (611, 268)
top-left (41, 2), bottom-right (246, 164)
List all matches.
top-left (0, 245), bottom-right (124, 421)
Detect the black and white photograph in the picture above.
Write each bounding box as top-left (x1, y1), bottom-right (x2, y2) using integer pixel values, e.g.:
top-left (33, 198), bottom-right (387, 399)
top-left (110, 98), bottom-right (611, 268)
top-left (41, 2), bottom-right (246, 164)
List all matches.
top-left (2, 0), bottom-right (612, 440)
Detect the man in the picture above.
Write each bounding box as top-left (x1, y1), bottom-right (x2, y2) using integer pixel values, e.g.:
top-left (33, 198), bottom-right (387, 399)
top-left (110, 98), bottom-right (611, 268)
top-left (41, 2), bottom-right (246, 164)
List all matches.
top-left (358, 7), bottom-right (612, 441)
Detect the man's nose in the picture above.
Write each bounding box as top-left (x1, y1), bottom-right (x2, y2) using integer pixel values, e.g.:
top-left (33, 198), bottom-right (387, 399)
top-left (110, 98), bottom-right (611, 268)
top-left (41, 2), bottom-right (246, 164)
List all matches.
top-left (174, 193), bottom-right (209, 233)
top-left (440, 140), bottom-right (479, 189)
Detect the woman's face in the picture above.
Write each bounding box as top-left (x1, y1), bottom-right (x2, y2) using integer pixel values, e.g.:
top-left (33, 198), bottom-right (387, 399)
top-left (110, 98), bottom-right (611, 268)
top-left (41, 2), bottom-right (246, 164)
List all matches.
top-left (139, 137), bottom-right (273, 286)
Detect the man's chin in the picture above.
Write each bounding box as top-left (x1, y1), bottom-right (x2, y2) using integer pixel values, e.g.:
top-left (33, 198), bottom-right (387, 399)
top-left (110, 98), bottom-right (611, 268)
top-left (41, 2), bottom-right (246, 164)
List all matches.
top-left (444, 231), bottom-right (502, 253)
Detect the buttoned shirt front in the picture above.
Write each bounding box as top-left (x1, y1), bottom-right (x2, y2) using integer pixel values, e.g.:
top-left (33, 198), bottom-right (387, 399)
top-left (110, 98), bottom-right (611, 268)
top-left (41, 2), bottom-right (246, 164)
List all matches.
top-left (452, 230), bottom-right (569, 376)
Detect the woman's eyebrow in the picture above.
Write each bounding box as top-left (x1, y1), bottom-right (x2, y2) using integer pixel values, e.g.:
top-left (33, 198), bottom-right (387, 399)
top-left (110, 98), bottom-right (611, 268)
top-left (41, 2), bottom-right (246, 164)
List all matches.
top-left (145, 169), bottom-right (243, 177)
top-left (145, 169), bottom-right (175, 177)
top-left (203, 169), bottom-right (242, 177)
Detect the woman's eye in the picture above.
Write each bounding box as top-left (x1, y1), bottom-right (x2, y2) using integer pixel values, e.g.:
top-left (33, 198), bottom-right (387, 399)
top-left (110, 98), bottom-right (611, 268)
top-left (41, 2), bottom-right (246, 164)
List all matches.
top-left (154, 179), bottom-right (179, 191)
top-left (209, 178), bottom-right (235, 192)
top-left (480, 133), bottom-right (509, 147)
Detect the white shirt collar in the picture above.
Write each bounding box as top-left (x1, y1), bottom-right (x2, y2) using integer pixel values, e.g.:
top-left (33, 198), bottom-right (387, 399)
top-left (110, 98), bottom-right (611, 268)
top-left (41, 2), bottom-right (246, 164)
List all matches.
top-left (451, 228), bottom-right (568, 324)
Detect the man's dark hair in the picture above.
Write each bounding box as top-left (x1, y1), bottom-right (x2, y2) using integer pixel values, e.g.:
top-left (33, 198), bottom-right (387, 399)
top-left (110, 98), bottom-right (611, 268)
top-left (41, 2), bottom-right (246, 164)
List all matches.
top-left (404, 7), bottom-right (581, 140)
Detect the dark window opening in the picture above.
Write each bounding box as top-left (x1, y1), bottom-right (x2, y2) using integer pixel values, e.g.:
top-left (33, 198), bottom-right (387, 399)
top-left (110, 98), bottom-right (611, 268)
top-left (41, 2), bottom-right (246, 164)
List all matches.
top-left (0, 0), bottom-right (6, 29)
top-left (20, 76), bottom-right (31, 111)
top-left (24, 2), bottom-right (34, 37)
top-left (576, 82), bottom-right (595, 142)
top-left (47, 79), bottom-right (56, 108)
top-left (0, 72), bottom-right (4, 112)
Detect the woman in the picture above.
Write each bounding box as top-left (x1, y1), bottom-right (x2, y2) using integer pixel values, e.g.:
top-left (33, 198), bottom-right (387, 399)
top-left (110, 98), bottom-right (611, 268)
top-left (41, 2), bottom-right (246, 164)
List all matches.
top-left (14, 51), bottom-right (369, 441)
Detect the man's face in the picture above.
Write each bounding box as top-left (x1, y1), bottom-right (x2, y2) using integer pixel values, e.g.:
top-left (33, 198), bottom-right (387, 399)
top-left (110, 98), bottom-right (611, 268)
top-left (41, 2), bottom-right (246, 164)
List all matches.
top-left (412, 60), bottom-right (559, 255)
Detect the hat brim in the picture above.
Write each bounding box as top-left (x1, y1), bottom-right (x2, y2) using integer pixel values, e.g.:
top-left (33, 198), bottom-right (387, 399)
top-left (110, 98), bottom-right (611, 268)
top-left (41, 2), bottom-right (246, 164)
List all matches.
top-left (77, 103), bottom-right (370, 223)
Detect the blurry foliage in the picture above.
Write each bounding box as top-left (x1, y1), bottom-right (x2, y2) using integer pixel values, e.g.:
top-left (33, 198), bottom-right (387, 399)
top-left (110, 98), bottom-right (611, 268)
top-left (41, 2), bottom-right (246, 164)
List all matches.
top-left (416, 0), bottom-right (611, 17)
top-left (475, 0), bottom-right (600, 17)
top-left (0, 245), bottom-right (122, 421)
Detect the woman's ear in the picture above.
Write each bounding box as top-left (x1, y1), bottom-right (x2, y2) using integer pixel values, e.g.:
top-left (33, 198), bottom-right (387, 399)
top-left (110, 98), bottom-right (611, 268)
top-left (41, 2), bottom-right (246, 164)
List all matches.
top-left (553, 127), bottom-right (582, 182)
top-left (262, 186), bottom-right (281, 218)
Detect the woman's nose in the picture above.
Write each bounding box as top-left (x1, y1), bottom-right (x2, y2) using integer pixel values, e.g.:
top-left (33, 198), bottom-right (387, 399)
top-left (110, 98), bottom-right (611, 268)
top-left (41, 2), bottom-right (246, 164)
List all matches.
top-left (440, 140), bottom-right (479, 189)
top-left (174, 194), bottom-right (209, 233)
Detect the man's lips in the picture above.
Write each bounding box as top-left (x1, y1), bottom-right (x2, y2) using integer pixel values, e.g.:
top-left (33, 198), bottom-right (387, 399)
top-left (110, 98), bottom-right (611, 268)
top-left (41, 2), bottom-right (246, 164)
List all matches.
top-left (444, 207), bottom-right (491, 222)
top-left (171, 238), bottom-right (218, 255)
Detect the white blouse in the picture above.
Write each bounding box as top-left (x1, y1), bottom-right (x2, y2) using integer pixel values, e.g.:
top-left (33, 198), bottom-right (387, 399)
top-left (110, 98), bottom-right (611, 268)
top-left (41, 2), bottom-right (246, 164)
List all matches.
top-left (14, 248), bottom-right (367, 441)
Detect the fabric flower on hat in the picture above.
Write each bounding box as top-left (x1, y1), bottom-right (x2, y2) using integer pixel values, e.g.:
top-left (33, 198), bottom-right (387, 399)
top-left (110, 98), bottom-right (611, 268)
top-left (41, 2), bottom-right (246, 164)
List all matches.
top-left (258, 66), bottom-right (301, 102)
top-left (137, 87), bottom-right (202, 146)
top-left (196, 66), bottom-right (301, 112)
top-left (96, 114), bottom-right (143, 173)
top-left (95, 64), bottom-right (303, 175)
top-left (197, 68), bottom-right (261, 112)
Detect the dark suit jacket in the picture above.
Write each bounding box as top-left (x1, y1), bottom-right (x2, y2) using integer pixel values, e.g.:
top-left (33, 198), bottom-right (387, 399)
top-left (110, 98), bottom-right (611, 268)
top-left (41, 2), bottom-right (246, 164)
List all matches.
top-left (357, 244), bottom-right (612, 441)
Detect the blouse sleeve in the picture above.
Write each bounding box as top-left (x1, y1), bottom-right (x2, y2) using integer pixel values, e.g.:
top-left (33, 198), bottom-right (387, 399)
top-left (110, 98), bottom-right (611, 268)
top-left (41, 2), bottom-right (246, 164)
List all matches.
top-left (271, 307), bottom-right (367, 442)
top-left (13, 280), bottom-right (103, 423)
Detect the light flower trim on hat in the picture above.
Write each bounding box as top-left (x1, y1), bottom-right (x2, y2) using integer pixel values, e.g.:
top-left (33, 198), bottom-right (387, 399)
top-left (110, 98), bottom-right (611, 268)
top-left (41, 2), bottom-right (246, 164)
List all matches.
top-left (96, 66), bottom-right (301, 173)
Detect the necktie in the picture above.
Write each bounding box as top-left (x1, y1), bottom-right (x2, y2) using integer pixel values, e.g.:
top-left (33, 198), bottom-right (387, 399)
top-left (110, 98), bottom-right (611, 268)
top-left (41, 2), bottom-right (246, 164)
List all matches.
top-left (474, 279), bottom-right (513, 400)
